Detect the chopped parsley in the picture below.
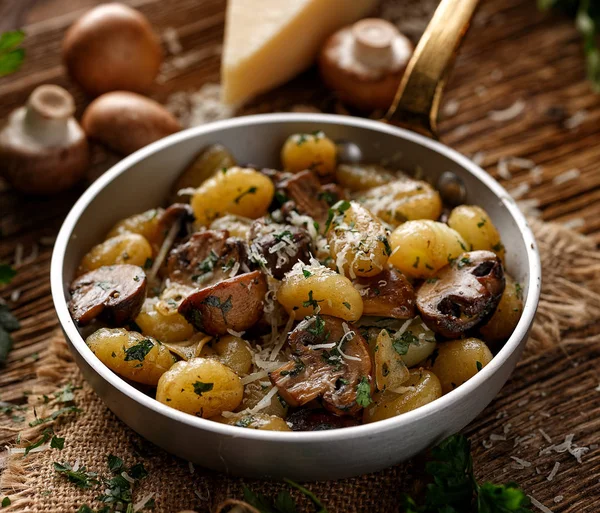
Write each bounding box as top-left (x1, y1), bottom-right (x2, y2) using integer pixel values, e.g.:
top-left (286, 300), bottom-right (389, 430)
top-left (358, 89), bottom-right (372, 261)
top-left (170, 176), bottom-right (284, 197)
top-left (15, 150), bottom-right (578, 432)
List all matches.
top-left (0, 31), bottom-right (25, 77)
top-left (0, 302), bottom-right (20, 366)
top-left (54, 461), bottom-right (99, 489)
top-left (492, 242), bottom-right (504, 252)
top-left (324, 200), bottom-right (351, 233)
top-left (413, 256), bottom-right (420, 268)
top-left (318, 190), bottom-right (337, 205)
top-left (0, 264), bottom-right (16, 284)
top-left (476, 361), bottom-right (483, 372)
top-left (356, 377), bottom-right (372, 407)
top-left (302, 269), bottom-right (312, 278)
top-left (234, 415), bottom-right (255, 428)
top-left (234, 186), bottom-right (258, 204)
top-left (279, 359), bottom-right (305, 377)
top-left (302, 290), bottom-right (323, 310)
top-left (192, 381), bottom-right (214, 396)
top-left (274, 230), bottom-right (292, 242)
top-left (457, 256), bottom-right (471, 269)
top-left (377, 235), bottom-right (392, 256)
top-left (342, 302), bottom-right (351, 310)
top-left (515, 282), bottom-right (523, 300)
top-left (107, 454), bottom-right (124, 473)
top-left (1, 497), bottom-right (10, 507)
top-left (194, 250), bottom-right (219, 276)
top-left (143, 257), bottom-right (153, 270)
top-left (477, 218), bottom-right (487, 228)
top-left (29, 405), bottom-right (82, 427)
top-left (23, 427), bottom-right (63, 455)
top-left (123, 339), bottom-right (154, 362)
top-left (392, 331), bottom-right (419, 355)
top-left (307, 315), bottom-right (325, 336)
top-left (202, 295), bottom-right (233, 316)
top-left (426, 277), bottom-right (439, 284)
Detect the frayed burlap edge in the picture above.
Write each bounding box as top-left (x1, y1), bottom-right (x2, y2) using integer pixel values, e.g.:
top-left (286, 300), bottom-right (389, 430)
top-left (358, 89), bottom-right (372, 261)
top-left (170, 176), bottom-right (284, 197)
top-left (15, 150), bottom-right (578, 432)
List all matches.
top-left (1, 218), bottom-right (599, 511)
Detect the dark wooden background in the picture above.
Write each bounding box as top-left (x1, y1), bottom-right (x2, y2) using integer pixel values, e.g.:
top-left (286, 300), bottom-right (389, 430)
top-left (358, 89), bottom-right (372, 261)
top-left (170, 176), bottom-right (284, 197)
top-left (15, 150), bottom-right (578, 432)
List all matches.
top-left (0, 0), bottom-right (599, 511)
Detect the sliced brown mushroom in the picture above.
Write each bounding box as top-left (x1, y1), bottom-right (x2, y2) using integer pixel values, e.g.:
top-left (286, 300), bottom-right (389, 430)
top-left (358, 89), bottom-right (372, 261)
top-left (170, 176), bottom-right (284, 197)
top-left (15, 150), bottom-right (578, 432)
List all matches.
top-left (248, 220), bottom-right (313, 279)
top-left (286, 408), bottom-right (360, 431)
top-left (157, 203), bottom-right (195, 239)
top-left (69, 265), bottom-right (146, 326)
top-left (270, 315), bottom-right (373, 416)
top-left (277, 170), bottom-right (330, 223)
top-left (167, 230), bottom-right (246, 287)
top-left (416, 251), bottom-right (505, 338)
top-left (178, 271), bottom-right (267, 335)
top-left (354, 268), bottom-right (415, 319)
top-left (320, 183), bottom-right (348, 205)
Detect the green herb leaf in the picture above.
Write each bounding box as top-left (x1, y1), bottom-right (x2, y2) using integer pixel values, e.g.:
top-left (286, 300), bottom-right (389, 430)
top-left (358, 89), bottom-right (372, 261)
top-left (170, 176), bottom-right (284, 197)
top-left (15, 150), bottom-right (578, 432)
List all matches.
top-left (128, 462), bottom-right (148, 480)
top-left (192, 381), bottom-right (214, 396)
top-left (392, 331), bottom-right (419, 356)
top-left (0, 31), bottom-right (25, 77)
top-left (123, 339), bottom-right (154, 362)
top-left (477, 482), bottom-right (531, 512)
top-left (29, 405), bottom-right (82, 427)
top-left (1, 497), bottom-right (10, 507)
top-left (234, 186), bottom-right (258, 204)
top-left (355, 377), bottom-right (372, 407)
top-left (51, 435), bottom-right (65, 450)
top-left (302, 269), bottom-right (312, 278)
top-left (107, 454), bottom-right (124, 473)
top-left (0, 265), bottom-right (16, 285)
top-left (54, 461), bottom-right (99, 489)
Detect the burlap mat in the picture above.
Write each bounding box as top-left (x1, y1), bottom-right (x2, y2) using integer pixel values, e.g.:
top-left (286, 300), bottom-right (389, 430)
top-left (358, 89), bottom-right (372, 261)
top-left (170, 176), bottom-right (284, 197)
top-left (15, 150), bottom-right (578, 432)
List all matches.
top-left (0, 218), bottom-right (598, 512)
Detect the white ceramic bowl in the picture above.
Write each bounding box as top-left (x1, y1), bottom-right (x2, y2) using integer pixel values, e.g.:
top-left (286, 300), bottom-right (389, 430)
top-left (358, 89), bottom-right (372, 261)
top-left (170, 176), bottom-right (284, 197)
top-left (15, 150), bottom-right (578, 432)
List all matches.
top-left (51, 113), bottom-right (541, 480)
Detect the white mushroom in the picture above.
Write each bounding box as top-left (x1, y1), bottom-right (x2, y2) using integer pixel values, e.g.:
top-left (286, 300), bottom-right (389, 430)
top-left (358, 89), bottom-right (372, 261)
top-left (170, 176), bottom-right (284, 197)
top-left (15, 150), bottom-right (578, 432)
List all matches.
top-left (318, 18), bottom-right (413, 111)
top-left (0, 84), bottom-right (89, 195)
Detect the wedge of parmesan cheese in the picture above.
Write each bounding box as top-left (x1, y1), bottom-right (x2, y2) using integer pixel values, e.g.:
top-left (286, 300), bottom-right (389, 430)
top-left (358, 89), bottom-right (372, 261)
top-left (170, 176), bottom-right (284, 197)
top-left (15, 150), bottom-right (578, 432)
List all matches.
top-left (221, 0), bottom-right (378, 105)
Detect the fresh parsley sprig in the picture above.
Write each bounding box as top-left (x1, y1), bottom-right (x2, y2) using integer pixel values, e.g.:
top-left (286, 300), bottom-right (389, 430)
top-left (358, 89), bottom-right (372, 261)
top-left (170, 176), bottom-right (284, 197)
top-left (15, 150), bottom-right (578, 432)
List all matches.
top-left (0, 31), bottom-right (25, 77)
top-left (539, 0), bottom-right (600, 90)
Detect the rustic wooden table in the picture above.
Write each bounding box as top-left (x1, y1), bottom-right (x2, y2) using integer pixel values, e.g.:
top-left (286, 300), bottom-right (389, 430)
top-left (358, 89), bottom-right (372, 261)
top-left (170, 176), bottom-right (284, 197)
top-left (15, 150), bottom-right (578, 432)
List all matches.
top-left (0, 0), bottom-right (599, 511)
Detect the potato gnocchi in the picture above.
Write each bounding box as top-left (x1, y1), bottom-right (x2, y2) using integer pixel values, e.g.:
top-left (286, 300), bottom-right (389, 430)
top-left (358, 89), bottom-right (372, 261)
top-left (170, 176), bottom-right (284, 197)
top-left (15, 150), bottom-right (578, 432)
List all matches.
top-left (69, 132), bottom-right (521, 431)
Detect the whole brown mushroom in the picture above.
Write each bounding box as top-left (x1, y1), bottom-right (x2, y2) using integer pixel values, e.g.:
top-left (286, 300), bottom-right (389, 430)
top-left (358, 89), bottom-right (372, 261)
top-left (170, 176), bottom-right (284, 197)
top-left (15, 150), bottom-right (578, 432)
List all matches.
top-left (62, 3), bottom-right (163, 97)
top-left (318, 18), bottom-right (413, 111)
top-left (0, 84), bottom-right (89, 195)
top-left (82, 91), bottom-right (181, 155)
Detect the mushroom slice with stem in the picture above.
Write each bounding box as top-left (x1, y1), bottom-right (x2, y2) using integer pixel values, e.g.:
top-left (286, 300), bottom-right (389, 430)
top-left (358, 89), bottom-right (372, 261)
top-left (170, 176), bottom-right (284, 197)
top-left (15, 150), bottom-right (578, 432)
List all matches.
top-left (354, 268), bottom-right (415, 319)
top-left (277, 170), bottom-right (330, 223)
top-left (167, 230), bottom-right (246, 288)
top-left (416, 250), bottom-right (505, 338)
top-left (69, 264), bottom-right (147, 326)
top-left (0, 85), bottom-right (89, 195)
top-left (178, 271), bottom-right (267, 335)
top-left (270, 315), bottom-right (373, 416)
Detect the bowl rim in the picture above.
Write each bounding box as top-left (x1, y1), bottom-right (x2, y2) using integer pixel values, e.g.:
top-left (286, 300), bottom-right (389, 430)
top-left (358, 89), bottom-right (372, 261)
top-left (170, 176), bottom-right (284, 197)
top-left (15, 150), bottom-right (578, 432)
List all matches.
top-left (51, 112), bottom-right (541, 443)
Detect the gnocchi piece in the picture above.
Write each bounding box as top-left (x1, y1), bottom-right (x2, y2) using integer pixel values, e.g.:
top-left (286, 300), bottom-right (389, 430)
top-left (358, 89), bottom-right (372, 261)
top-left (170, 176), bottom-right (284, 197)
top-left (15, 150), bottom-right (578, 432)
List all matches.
top-left (212, 412), bottom-right (291, 431)
top-left (156, 358), bottom-right (244, 418)
top-left (427, 338), bottom-right (493, 394)
top-left (363, 369), bottom-right (442, 423)
top-left (212, 335), bottom-right (253, 375)
top-left (86, 328), bottom-right (175, 386)
top-left (326, 200), bottom-right (390, 278)
top-left (210, 214), bottom-right (253, 240)
top-left (447, 205), bottom-right (505, 259)
top-left (388, 220), bottom-right (467, 279)
top-left (106, 208), bottom-right (164, 251)
top-left (335, 164), bottom-right (396, 191)
top-left (277, 261), bottom-right (363, 321)
top-left (190, 167), bottom-right (274, 226)
top-left (78, 233), bottom-right (152, 275)
top-left (135, 299), bottom-right (194, 343)
top-left (374, 329), bottom-right (410, 392)
top-left (479, 275), bottom-right (523, 346)
top-left (358, 179), bottom-right (442, 226)
top-left (281, 131), bottom-right (337, 177)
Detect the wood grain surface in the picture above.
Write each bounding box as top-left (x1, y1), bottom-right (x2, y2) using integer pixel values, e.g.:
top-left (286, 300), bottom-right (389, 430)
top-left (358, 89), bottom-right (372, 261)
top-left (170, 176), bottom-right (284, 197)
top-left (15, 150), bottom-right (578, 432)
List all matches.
top-left (0, 0), bottom-right (599, 511)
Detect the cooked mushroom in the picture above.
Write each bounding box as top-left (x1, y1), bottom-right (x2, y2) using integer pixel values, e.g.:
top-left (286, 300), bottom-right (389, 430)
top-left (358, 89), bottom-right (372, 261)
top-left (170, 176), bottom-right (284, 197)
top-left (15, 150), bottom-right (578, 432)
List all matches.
top-left (416, 251), bottom-right (505, 338)
top-left (178, 271), bottom-right (267, 335)
top-left (320, 183), bottom-right (348, 205)
top-left (277, 170), bottom-right (330, 223)
top-left (167, 230), bottom-right (246, 288)
top-left (354, 268), bottom-right (415, 319)
top-left (248, 220), bottom-right (313, 279)
top-left (287, 408), bottom-right (360, 431)
top-left (157, 203), bottom-right (195, 239)
top-left (318, 18), bottom-right (413, 111)
top-left (0, 85), bottom-right (89, 195)
top-left (69, 265), bottom-right (147, 326)
top-left (81, 92), bottom-right (181, 155)
top-left (270, 315), bottom-right (373, 416)
top-left (62, 3), bottom-right (162, 96)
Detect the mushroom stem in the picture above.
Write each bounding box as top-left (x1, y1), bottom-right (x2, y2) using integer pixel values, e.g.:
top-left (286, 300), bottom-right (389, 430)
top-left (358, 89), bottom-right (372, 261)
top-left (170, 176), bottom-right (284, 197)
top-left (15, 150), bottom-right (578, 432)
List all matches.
top-left (23, 85), bottom-right (76, 146)
top-left (352, 19), bottom-right (396, 69)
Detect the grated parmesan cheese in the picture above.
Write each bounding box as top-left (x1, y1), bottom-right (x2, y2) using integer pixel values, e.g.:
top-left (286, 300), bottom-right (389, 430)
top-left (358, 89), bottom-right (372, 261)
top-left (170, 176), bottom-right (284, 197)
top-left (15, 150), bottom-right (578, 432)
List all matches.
top-left (241, 370), bottom-right (270, 386)
top-left (510, 456), bottom-right (531, 469)
top-left (528, 496), bottom-right (554, 513)
top-left (564, 109), bottom-right (588, 130)
top-left (248, 386), bottom-right (279, 414)
top-left (508, 183), bottom-right (530, 200)
top-left (552, 168), bottom-right (580, 185)
top-left (177, 187), bottom-right (197, 196)
top-left (562, 218), bottom-right (585, 230)
top-left (338, 323), bottom-right (361, 362)
top-left (133, 493), bottom-right (155, 513)
top-left (546, 461), bottom-right (560, 481)
top-left (148, 220), bottom-right (179, 283)
top-left (488, 100), bottom-right (526, 122)
top-left (226, 329), bottom-right (244, 338)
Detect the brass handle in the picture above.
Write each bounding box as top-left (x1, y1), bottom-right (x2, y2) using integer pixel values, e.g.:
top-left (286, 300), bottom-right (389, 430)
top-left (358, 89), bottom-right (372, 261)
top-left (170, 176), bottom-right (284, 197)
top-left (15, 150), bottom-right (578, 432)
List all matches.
top-left (384, 0), bottom-right (480, 139)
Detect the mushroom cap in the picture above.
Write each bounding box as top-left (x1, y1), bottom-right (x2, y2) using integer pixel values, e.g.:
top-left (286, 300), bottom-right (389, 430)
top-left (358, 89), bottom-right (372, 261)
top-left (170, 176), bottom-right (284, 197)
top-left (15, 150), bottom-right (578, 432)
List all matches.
top-left (81, 91), bottom-right (181, 155)
top-left (62, 3), bottom-right (163, 96)
top-left (0, 85), bottom-right (89, 195)
top-left (318, 18), bottom-right (413, 111)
